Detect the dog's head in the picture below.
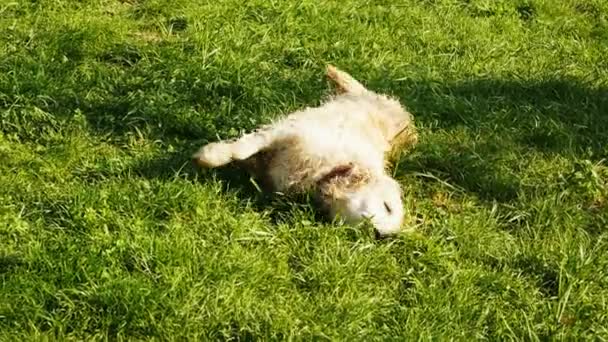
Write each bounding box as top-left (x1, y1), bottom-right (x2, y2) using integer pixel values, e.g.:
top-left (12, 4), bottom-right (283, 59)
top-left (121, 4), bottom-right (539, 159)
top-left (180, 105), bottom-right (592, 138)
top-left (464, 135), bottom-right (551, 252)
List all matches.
top-left (318, 164), bottom-right (404, 237)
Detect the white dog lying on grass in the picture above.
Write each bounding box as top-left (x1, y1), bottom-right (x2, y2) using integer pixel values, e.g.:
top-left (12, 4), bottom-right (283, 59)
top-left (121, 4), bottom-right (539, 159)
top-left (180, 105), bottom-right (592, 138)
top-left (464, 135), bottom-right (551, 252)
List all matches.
top-left (193, 65), bottom-right (418, 237)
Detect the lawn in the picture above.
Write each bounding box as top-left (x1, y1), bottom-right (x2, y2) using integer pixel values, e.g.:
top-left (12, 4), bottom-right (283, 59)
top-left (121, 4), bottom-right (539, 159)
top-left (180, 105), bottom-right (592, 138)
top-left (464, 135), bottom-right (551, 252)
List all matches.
top-left (1, 0), bottom-right (607, 339)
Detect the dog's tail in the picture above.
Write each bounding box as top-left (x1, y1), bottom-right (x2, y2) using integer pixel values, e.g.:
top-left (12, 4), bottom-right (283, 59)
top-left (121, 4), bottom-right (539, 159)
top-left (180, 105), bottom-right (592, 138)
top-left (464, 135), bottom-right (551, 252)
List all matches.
top-left (326, 65), bottom-right (368, 95)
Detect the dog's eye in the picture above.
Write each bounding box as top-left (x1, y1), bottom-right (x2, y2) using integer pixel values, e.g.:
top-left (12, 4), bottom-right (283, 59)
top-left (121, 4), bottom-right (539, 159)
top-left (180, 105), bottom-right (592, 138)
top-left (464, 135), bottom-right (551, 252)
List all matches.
top-left (383, 202), bottom-right (392, 214)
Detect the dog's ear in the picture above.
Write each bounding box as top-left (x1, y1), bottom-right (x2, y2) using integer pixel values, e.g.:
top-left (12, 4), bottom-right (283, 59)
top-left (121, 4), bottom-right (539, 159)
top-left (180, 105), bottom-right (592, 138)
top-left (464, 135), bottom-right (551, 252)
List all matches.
top-left (326, 65), bottom-right (368, 95)
top-left (319, 163), bottom-right (354, 183)
top-left (318, 163), bottom-right (370, 198)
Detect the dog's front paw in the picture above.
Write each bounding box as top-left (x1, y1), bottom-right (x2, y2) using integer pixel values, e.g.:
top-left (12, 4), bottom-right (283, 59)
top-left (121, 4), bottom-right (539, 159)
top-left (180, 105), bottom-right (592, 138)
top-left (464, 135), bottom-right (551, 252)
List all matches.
top-left (192, 142), bottom-right (234, 168)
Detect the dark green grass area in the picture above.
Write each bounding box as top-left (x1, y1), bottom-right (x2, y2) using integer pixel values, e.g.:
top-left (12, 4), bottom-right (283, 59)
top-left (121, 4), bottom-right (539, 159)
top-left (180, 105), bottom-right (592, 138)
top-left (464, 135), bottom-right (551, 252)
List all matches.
top-left (1, 0), bottom-right (608, 339)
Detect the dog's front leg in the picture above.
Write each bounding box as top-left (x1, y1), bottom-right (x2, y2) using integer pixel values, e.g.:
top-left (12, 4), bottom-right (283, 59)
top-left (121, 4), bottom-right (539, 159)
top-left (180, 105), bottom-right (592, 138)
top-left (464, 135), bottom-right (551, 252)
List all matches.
top-left (192, 127), bottom-right (278, 168)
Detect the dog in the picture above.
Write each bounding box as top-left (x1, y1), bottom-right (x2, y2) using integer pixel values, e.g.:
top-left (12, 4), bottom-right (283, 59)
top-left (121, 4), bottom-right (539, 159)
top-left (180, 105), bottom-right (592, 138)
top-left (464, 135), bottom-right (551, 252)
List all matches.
top-left (193, 65), bottom-right (417, 236)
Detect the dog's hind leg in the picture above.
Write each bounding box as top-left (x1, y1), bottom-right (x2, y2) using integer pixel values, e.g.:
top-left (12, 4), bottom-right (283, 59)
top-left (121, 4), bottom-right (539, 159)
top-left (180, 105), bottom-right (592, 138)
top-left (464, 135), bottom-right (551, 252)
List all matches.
top-left (326, 65), bottom-right (368, 95)
top-left (192, 127), bottom-right (277, 168)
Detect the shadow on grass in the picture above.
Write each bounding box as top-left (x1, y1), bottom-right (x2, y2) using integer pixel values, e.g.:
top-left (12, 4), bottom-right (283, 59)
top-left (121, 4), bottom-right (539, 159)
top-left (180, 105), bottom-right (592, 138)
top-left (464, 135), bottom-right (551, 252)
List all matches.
top-left (390, 77), bottom-right (608, 154)
top-left (0, 254), bottom-right (24, 275)
top-left (380, 76), bottom-right (607, 202)
top-left (126, 73), bottom-right (607, 206)
top-left (397, 139), bottom-right (522, 202)
top-left (4, 55), bottom-right (605, 205)
top-left (75, 64), bottom-right (327, 145)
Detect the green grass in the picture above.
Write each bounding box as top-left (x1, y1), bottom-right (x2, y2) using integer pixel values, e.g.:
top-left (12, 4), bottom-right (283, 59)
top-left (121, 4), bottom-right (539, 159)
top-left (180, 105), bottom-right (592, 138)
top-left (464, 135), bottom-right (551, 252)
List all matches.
top-left (1, 0), bottom-right (608, 339)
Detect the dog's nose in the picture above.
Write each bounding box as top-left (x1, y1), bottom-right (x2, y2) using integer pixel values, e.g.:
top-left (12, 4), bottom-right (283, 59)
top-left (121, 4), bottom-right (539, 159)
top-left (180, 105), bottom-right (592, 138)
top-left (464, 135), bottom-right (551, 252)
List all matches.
top-left (374, 229), bottom-right (391, 240)
top-left (373, 220), bottom-right (403, 238)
